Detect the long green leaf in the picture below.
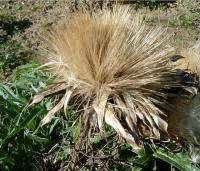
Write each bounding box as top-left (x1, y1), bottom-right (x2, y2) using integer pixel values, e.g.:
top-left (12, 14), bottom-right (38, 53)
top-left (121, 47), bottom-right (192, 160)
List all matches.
top-left (0, 108), bottom-right (45, 147)
top-left (154, 148), bottom-right (200, 171)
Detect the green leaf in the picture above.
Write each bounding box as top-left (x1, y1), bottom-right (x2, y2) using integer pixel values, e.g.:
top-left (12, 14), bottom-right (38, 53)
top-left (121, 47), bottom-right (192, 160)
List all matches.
top-left (154, 148), bottom-right (200, 171)
top-left (132, 144), bottom-right (153, 169)
top-left (49, 117), bottom-right (60, 134)
top-left (26, 133), bottom-right (49, 144)
top-left (0, 108), bottom-right (45, 147)
top-left (0, 83), bottom-right (26, 104)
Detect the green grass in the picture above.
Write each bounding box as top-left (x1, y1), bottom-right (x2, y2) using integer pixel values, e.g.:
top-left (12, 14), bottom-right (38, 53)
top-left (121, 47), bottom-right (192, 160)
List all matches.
top-left (0, 63), bottom-right (52, 170)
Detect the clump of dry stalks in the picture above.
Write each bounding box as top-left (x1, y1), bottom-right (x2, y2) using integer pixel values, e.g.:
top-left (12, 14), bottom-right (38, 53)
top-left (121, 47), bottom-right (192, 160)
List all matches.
top-left (31, 5), bottom-right (200, 152)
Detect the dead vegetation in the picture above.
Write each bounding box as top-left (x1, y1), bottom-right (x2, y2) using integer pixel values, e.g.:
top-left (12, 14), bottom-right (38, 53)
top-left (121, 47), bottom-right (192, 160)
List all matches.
top-left (30, 4), bottom-right (200, 170)
top-left (1, 0), bottom-right (200, 170)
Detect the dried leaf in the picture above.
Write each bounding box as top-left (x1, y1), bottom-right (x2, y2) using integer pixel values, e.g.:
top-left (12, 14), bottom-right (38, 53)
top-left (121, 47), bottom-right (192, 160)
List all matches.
top-left (30, 83), bottom-right (68, 106)
top-left (41, 90), bottom-right (71, 126)
top-left (105, 105), bottom-right (141, 150)
top-left (63, 89), bottom-right (73, 115)
top-left (93, 92), bottom-right (109, 131)
top-left (151, 115), bottom-right (168, 133)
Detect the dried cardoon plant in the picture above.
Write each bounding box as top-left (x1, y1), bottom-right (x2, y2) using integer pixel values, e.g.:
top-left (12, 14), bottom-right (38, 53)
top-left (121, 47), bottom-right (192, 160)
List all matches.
top-left (31, 6), bottom-right (196, 149)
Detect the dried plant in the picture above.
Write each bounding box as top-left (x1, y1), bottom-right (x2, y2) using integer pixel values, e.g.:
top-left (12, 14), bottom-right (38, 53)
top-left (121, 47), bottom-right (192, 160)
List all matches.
top-left (31, 6), bottom-right (197, 149)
